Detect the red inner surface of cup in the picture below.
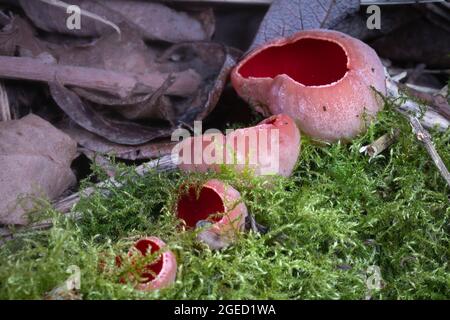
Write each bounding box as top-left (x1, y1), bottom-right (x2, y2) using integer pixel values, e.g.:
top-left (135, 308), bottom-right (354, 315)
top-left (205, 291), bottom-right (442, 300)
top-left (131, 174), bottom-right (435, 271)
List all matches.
top-left (177, 186), bottom-right (225, 228)
top-left (238, 38), bottom-right (348, 86)
top-left (134, 239), bottom-right (164, 282)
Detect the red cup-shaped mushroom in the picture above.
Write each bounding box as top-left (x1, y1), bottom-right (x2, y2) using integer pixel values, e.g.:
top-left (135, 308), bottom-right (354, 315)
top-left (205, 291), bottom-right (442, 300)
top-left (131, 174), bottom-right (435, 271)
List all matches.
top-left (126, 237), bottom-right (177, 291)
top-left (176, 114), bottom-right (301, 177)
top-left (231, 29), bottom-right (386, 142)
top-left (177, 179), bottom-right (248, 250)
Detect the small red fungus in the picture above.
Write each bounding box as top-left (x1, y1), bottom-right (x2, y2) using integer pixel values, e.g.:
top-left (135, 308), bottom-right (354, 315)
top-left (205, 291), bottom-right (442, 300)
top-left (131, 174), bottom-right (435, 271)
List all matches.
top-left (177, 185), bottom-right (225, 228)
top-left (126, 237), bottom-right (177, 291)
top-left (177, 114), bottom-right (301, 177)
top-left (231, 29), bottom-right (386, 142)
top-left (177, 179), bottom-right (248, 250)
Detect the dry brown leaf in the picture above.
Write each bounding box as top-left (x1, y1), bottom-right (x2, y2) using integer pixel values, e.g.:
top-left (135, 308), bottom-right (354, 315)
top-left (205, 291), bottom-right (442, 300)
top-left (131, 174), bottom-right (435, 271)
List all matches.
top-left (0, 16), bottom-right (48, 57)
top-left (251, 0), bottom-right (359, 50)
top-left (19, 0), bottom-right (125, 38)
top-left (58, 119), bottom-right (176, 160)
top-left (100, 0), bottom-right (215, 43)
top-left (0, 114), bottom-right (77, 225)
top-left (49, 83), bottom-right (173, 145)
top-left (53, 24), bottom-right (202, 107)
top-left (55, 23), bottom-right (156, 74)
top-left (19, 0), bottom-right (214, 43)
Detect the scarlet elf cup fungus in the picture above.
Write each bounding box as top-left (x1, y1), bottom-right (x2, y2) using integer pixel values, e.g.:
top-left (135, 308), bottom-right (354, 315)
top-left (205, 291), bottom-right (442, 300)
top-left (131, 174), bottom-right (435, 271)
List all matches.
top-left (122, 237), bottom-right (177, 291)
top-left (177, 179), bottom-right (248, 250)
top-left (175, 114), bottom-right (301, 177)
top-left (231, 29), bottom-right (387, 142)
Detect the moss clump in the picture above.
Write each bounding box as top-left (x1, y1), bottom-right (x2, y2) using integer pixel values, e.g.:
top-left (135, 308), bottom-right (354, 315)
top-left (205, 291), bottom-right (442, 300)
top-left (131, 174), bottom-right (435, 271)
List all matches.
top-left (0, 104), bottom-right (449, 300)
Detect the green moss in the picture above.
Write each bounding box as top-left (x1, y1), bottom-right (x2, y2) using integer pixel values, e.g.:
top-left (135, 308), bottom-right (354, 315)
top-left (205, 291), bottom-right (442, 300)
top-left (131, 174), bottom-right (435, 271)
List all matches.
top-left (0, 105), bottom-right (449, 300)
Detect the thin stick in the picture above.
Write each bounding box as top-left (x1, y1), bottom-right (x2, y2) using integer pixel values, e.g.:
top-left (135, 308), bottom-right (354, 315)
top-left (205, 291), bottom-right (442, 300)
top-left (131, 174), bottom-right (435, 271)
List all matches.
top-left (54, 155), bottom-right (176, 214)
top-left (1, 155), bottom-right (177, 241)
top-left (0, 81), bottom-right (10, 121)
top-left (386, 75), bottom-right (449, 131)
top-left (409, 116), bottom-right (450, 188)
top-left (398, 83), bottom-right (450, 121)
top-left (405, 83), bottom-right (440, 95)
top-left (0, 56), bottom-right (198, 98)
top-left (386, 73), bottom-right (450, 189)
top-left (360, 128), bottom-right (400, 159)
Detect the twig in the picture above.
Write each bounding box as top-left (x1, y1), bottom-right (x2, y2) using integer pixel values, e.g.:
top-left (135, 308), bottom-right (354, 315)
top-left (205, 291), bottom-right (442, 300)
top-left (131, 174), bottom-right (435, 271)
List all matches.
top-left (360, 129), bottom-right (400, 159)
top-left (422, 69), bottom-right (450, 75)
top-left (409, 116), bottom-right (450, 189)
top-left (399, 83), bottom-right (450, 121)
top-left (0, 56), bottom-right (199, 99)
top-left (386, 72), bottom-right (450, 188)
top-left (0, 80), bottom-right (10, 121)
top-left (388, 67), bottom-right (450, 77)
top-left (54, 155), bottom-right (176, 214)
top-left (1, 155), bottom-right (177, 242)
top-left (405, 83), bottom-right (440, 95)
top-left (385, 75), bottom-right (450, 132)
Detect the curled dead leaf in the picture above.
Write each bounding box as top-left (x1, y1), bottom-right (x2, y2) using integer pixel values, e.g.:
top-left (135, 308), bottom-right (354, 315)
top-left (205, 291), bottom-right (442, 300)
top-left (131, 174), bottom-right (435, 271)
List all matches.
top-left (58, 119), bottom-right (176, 160)
top-left (49, 83), bottom-right (173, 145)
